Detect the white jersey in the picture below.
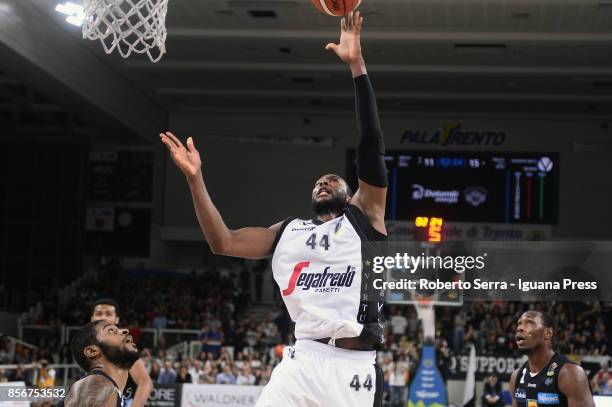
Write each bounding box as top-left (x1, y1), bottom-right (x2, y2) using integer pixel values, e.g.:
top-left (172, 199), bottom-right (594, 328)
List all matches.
top-left (271, 205), bottom-right (386, 349)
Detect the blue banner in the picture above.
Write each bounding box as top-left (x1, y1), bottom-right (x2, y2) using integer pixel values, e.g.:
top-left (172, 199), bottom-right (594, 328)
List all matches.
top-left (408, 345), bottom-right (447, 407)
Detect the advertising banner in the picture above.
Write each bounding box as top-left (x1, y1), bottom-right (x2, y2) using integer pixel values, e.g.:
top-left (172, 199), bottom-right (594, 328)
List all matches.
top-left (408, 345), bottom-right (447, 407)
top-left (180, 384), bottom-right (263, 407)
top-left (145, 384), bottom-right (182, 407)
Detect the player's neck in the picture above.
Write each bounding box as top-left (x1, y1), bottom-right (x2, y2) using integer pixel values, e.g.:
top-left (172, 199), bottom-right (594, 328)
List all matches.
top-left (527, 348), bottom-right (555, 374)
top-left (98, 363), bottom-right (129, 392)
top-left (316, 212), bottom-right (341, 223)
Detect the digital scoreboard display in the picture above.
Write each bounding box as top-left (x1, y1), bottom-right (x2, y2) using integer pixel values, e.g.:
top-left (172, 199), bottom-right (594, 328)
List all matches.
top-left (346, 150), bottom-right (559, 224)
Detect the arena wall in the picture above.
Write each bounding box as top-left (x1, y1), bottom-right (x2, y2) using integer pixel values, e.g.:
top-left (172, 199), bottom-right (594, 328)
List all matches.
top-left (162, 112), bottom-right (612, 239)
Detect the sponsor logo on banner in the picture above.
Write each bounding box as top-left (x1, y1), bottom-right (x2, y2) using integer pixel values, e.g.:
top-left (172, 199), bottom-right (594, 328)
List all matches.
top-left (408, 345), bottom-right (447, 407)
top-left (537, 157), bottom-right (554, 173)
top-left (145, 384), bottom-right (181, 407)
top-left (537, 392), bottom-right (560, 404)
top-left (181, 384), bottom-right (263, 407)
top-left (412, 184), bottom-right (460, 204)
top-left (447, 354), bottom-right (527, 381)
top-left (464, 187), bottom-right (488, 207)
top-left (400, 122), bottom-right (507, 146)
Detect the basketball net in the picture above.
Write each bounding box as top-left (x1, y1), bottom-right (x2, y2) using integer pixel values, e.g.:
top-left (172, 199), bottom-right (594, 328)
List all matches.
top-left (82, 0), bottom-right (169, 63)
top-left (415, 295), bottom-right (436, 343)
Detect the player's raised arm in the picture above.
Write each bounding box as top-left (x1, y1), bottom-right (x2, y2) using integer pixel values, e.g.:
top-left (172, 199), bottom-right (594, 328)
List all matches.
top-left (160, 132), bottom-right (281, 259)
top-left (326, 11), bottom-right (387, 235)
top-left (129, 359), bottom-right (153, 407)
top-left (558, 364), bottom-right (595, 407)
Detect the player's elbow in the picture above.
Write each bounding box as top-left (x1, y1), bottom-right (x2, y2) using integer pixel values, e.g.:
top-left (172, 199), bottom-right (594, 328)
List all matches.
top-left (209, 238), bottom-right (231, 255)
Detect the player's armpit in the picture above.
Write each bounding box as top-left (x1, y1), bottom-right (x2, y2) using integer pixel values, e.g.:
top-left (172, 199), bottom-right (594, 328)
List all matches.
top-left (508, 369), bottom-right (519, 407)
top-left (350, 185), bottom-right (386, 235)
top-left (68, 375), bottom-right (118, 407)
top-left (558, 364), bottom-right (595, 407)
top-left (214, 222), bottom-right (283, 259)
top-left (129, 359), bottom-right (153, 407)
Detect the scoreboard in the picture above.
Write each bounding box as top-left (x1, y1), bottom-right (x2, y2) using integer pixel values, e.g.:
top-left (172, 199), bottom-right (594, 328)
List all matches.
top-left (346, 150), bottom-right (559, 224)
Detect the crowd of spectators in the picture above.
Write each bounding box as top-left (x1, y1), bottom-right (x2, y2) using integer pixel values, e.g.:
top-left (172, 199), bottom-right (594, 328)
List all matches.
top-left (375, 301), bottom-right (610, 359)
top-left (4, 264), bottom-right (610, 405)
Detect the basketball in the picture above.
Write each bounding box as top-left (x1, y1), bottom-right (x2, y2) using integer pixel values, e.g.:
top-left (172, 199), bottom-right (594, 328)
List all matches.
top-left (310, 0), bottom-right (362, 17)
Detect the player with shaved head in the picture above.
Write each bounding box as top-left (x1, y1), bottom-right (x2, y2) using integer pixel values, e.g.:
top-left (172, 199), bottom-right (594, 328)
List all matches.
top-left (509, 310), bottom-right (595, 407)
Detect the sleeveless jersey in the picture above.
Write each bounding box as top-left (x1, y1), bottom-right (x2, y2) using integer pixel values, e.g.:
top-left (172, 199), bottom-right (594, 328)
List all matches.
top-left (514, 353), bottom-right (572, 407)
top-left (123, 373), bottom-right (137, 401)
top-left (271, 205), bottom-right (386, 349)
top-left (56, 370), bottom-right (123, 407)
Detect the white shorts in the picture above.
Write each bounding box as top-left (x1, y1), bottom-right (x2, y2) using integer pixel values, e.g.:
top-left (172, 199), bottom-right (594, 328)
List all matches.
top-left (255, 339), bottom-right (383, 407)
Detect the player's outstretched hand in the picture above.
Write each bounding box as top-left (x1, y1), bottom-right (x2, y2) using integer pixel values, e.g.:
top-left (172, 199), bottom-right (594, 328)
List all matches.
top-left (325, 11), bottom-right (364, 65)
top-left (160, 131), bottom-right (202, 179)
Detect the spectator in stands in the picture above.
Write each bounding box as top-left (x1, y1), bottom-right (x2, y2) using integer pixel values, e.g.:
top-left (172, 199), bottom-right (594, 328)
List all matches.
top-left (257, 366), bottom-right (273, 386)
top-left (592, 371), bottom-right (612, 396)
top-left (436, 339), bottom-right (451, 383)
top-left (216, 364), bottom-right (236, 384)
top-left (157, 360), bottom-right (176, 384)
top-left (0, 336), bottom-right (10, 363)
top-left (386, 353), bottom-right (408, 407)
top-left (153, 336), bottom-right (167, 360)
top-left (10, 364), bottom-right (31, 385)
top-left (482, 374), bottom-right (504, 406)
top-left (188, 360), bottom-right (204, 384)
top-left (36, 360), bottom-right (55, 388)
top-left (200, 324), bottom-right (223, 358)
top-left (236, 364), bottom-right (256, 385)
top-left (453, 311), bottom-right (466, 354)
top-left (248, 352), bottom-right (262, 370)
top-left (0, 368), bottom-right (8, 383)
top-left (175, 365), bottom-right (192, 384)
top-left (390, 309), bottom-right (408, 342)
top-left (234, 352), bottom-right (246, 370)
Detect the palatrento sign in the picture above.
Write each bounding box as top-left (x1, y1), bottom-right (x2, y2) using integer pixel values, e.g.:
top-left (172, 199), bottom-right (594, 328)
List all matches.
top-left (400, 122), bottom-right (507, 146)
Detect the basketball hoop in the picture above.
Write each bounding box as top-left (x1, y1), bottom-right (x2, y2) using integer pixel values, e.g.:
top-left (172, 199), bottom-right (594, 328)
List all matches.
top-left (414, 294), bottom-right (436, 343)
top-left (82, 0), bottom-right (169, 63)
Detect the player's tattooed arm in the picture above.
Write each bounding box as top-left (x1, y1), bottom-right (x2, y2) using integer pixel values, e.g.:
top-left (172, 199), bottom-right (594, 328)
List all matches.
top-left (508, 369), bottom-right (519, 407)
top-left (558, 364), bottom-right (595, 407)
top-left (65, 375), bottom-right (118, 407)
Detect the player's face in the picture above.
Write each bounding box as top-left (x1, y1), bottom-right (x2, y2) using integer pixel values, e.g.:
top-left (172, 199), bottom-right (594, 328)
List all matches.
top-left (95, 322), bottom-right (139, 370)
top-left (515, 312), bottom-right (550, 354)
top-left (91, 304), bottom-right (119, 325)
top-left (311, 174), bottom-right (350, 215)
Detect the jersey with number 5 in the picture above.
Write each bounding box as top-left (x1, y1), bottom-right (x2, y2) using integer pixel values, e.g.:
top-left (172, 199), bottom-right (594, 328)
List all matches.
top-left (271, 205), bottom-right (387, 349)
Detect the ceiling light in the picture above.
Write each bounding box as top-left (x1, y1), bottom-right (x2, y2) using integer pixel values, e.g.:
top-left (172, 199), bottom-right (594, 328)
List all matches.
top-left (55, 2), bottom-right (84, 26)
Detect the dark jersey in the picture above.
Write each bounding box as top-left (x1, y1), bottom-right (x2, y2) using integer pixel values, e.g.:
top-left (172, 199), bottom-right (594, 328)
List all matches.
top-left (56, 370), bottom-right (123, 407)
top-left (123, 373), bottom-right (137, 401)
top-left (514, 353), bottom-right (571, 407)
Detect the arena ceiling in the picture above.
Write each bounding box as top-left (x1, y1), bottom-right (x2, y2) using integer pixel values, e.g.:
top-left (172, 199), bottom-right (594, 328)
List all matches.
top-left (1, 0), bottom-right (612, 140)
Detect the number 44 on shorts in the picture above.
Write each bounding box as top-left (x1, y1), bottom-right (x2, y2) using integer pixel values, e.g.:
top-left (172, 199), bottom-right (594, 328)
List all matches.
top-left (350, 374), bottom-right (373, 391)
